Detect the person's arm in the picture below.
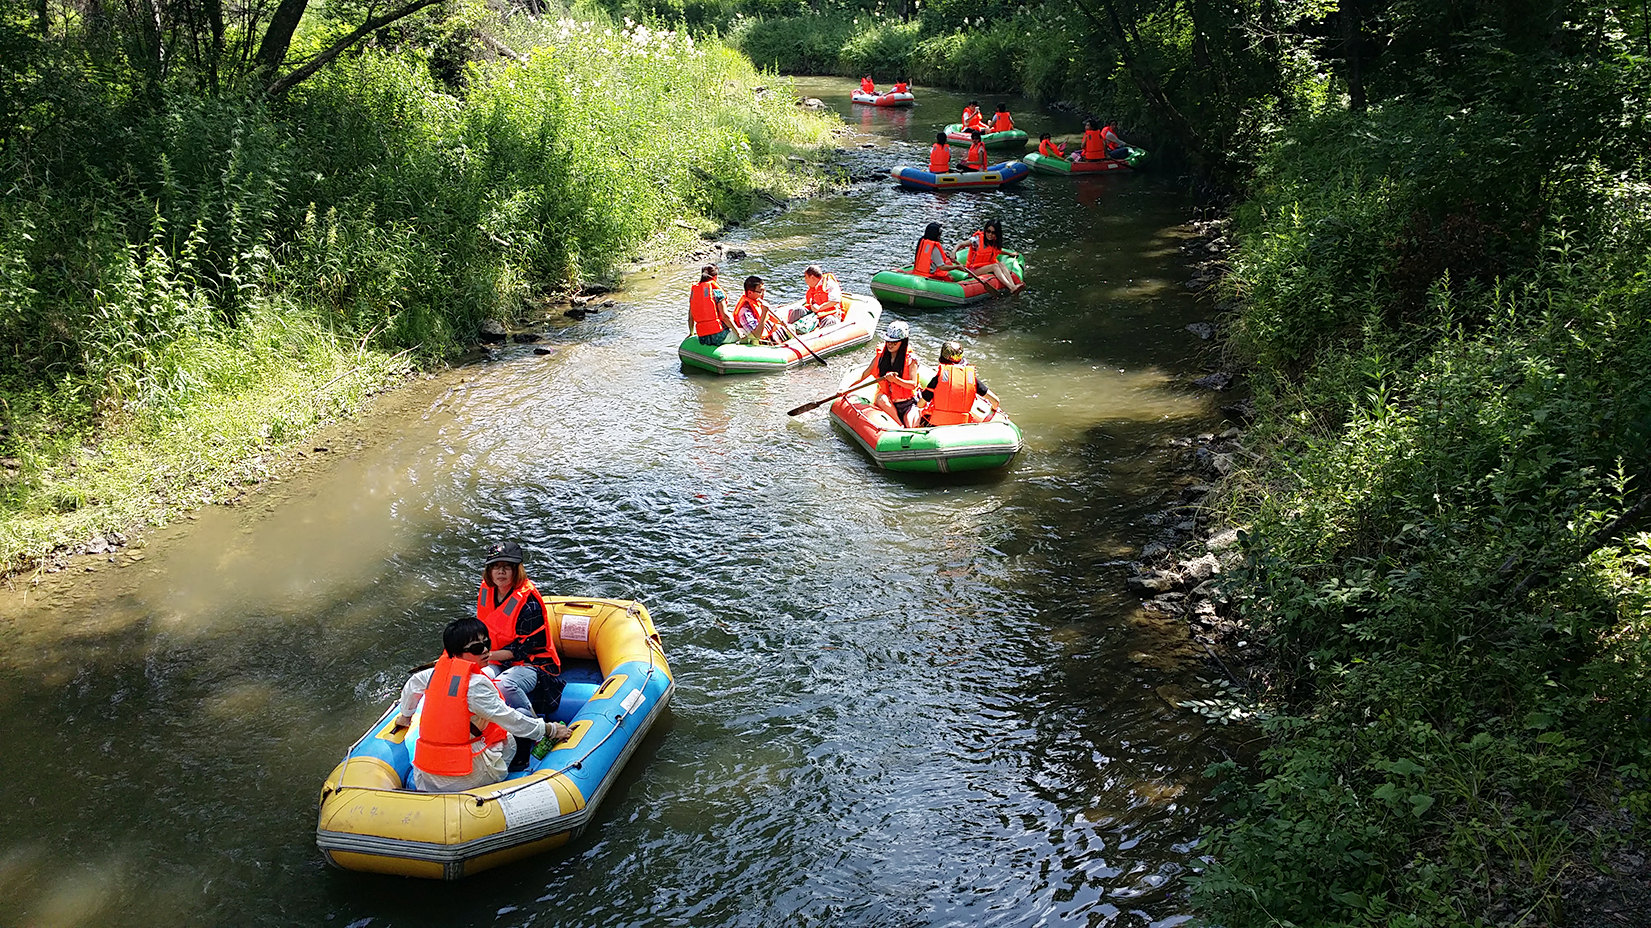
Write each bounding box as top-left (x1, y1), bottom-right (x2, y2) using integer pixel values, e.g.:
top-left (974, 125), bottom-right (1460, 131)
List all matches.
top-left (978, 380), bottom-right (1000, 411)
top-left (510, 597), bottom-right (554, 669)
top-left (467, 675), bottom-right (548, 740)
top-left (919, 374), bottom-right (938, 402)
top-left (392, 668), bottom-right (435, 729)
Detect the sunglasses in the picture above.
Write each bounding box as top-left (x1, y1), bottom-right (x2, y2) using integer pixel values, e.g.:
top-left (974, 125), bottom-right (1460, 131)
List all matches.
top-left (462, 640), bottom-right (490, 656)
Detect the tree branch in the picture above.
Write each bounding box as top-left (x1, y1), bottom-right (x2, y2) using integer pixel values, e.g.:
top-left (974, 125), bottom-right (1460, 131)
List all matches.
top-left (265, 0), bottom-right (445, 98)
top-left (1505, 490), bottom-right (1651, 602)
top-left (1067, 0), bottom-right (1210, 169)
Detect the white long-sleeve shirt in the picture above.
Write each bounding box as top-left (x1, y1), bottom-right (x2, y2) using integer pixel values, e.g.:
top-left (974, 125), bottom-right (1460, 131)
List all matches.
top-left (397, 666), bottom-right (547, 792)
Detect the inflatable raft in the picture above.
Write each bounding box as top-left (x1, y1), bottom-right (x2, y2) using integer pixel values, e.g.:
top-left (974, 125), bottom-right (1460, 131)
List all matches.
top-left (851, 89), bottom-right (915, 107)
top-left (316, 597), bottom-right (674, 880)
top-left (678, 292), bottom-right (882, 374)
top-left (944, 123), bottom-right (1029, 150)
top-left (1022, 149), bottom-right (1149, 175)
top-left (868, 249), bottom-right (1025, 309)
top-left (890, 160), bottom-right (1031, 192)
top-left (829, 372), bottom-right (1022, 473)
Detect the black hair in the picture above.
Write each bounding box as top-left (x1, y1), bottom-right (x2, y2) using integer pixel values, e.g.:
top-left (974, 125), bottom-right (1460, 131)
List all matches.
top-left (1039, 133), bottom-right (1051, 141)
top-left (996, 103), bottom-right (1008, 111)
top-left (878, 338), bottom-right (908, 377)
top-left (804, 265), bottom-right (823, 278)
top-left (443, 618), bottom-right (490, 657)
top-left (970, 130), bottom-right (983, 140)
top-left (921, 221), bottom-right (943, 242)
top-left (743, 275), bottom-right (764, 292)
top-left (983, 218), bottom-right (1002, 241)
top-left (935, 131), bottom-right (947, 144)
top-left (1084, 118), bottom-right (1096, 130)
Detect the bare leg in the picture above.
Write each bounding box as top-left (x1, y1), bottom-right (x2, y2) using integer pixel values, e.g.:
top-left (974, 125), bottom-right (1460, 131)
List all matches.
top-left (872, 394), bottom-right (904, 426)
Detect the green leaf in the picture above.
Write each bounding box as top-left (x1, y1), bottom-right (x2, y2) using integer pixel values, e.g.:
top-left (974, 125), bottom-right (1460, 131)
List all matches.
top-left (1410, 793), bottom-right (1435, 816)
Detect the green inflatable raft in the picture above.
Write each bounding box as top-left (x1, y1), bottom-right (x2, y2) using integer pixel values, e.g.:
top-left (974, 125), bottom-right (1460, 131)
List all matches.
top-left (829, 374), bottom-right (1022, 473)
top-left (868, 249), bottom-right (1025, 310)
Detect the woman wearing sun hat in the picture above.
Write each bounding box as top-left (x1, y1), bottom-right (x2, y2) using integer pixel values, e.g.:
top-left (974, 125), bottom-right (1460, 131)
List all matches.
top-left (852, 321), bottom-right (921, 427)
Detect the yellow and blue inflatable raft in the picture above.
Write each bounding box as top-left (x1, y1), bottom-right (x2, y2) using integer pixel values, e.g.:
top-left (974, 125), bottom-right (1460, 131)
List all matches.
top-left (315, 597), bottom-right (674, 879)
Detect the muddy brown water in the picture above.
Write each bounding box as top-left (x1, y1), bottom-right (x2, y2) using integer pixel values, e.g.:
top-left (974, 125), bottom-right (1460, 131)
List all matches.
top-left (0, 77), bottom-right (1234, 928)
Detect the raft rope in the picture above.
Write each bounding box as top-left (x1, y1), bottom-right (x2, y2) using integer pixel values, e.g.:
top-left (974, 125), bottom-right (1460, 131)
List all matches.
top-left (476, 599), bottom-right (665, 806)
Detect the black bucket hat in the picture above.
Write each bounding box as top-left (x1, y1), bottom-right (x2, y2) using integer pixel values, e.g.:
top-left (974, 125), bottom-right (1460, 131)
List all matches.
top-left (484, 540), bottom-right (524, 567)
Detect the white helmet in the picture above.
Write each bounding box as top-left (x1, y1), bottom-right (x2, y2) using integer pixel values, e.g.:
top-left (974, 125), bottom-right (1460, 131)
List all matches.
top-left (883, 321), bottom-right (910, 342)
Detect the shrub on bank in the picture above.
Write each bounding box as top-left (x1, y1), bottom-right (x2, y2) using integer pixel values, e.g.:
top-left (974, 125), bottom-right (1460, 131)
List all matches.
top-left (0, 13), bottom-right (833, 571)
top-left (1196, 103), bottom-right (1651, 926)
top-left (729, 11), bottom-right (1092, 100)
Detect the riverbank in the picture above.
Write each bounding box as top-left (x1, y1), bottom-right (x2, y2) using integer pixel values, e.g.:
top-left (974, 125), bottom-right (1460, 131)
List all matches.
top-left (0, 14), bottom-right (843, 581)
top-left (1146, 114), bottom-right (1651, 923)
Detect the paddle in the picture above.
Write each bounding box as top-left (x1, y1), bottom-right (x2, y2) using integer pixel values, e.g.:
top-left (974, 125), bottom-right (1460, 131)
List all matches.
top-left (787, 376), bottom-right (877, 416)
top-left (773, 314), bottom-right (829, 367)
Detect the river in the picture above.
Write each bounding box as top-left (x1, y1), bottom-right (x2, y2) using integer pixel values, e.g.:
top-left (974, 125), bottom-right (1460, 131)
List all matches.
top-left (0, 76), bottom-right (1232, 928)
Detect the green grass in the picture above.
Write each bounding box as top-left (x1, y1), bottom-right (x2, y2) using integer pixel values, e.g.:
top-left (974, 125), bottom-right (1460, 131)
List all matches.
top-left (0, 10), bottom-right (839, 574)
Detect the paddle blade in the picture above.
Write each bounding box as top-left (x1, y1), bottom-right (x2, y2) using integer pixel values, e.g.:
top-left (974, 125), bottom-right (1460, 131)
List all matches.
top-left (787, 397), bottom-right (833, 416)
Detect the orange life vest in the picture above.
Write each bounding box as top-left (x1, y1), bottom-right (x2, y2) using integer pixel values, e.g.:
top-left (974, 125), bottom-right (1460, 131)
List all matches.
top-left (861, 78), bottom-right (875, 93)
top-left (990, 111), bottom-right (1013, 132)
top-left (412, 654), bottom-right (509, 777)
top-left (1081, 128), bottom-right (1106, 160)
top-left (1102, 125), bottom-right (1123, 153)
top-left (872, 345), bottom-right (918, 403)
top-left (689, 279), bottom-right (724, 336)
top-left (963, 231), bottom-right (1000, 269)
top-left (915, 238), bottom-right (952, 278)
top-left (924, 363), bottom-right (979, 426)
top-left (1038, 138), bottom-right (1065, 158)
top-left (963, 141), bottom-right (988, 171)
top-left (892, 82), bottom-right (908, 93)
top-left (961, 108), bottom-right (983, 131)
top-left (806, 273), bottom-right (843, 322)
top-left (733, 292), bottom-right (765, 334)
top-left (476, 577), bottom-right (561, 673)
top-left (928, 143), bottom-right (951, 174)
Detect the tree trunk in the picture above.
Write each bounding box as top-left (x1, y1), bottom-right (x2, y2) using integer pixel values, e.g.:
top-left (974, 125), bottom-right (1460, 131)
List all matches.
top-left (1070, 0), bottom-right (1210, 168)
top-left (265, 0), bottom-right (445, 98)
top-left (1342, 0), bottom-right (1366, 113)
top-left (253, 0), bottom-right (310, 81)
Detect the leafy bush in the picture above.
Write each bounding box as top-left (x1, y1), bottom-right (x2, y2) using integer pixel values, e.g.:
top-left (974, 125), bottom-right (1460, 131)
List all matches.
top-left (0, 10), bottom-right (833, 568)
top-left (1200, 95), bottom-right (1651, 925)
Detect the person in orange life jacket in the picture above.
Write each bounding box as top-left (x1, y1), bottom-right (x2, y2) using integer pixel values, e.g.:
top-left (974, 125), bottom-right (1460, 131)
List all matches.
top-left (732, 275), bottom-right (784, 344)
top-left (960, 129), bottom-right (989, 172)
top-left (477, 541), bottom-right (565, 720)
top-left (852, 321), bottom-right (922, 427)
top-left (918, 340), bottom-right (1000, 426)
top-left (1074, 119), bottom-right (1108, 161)
top-left (802, 265), bottom-right (843, 326)
top-left (390, 618), bottom-right (573, 792)
top-left (954, 218), bottom-right (1024, 293)
top-left (1099, 123), bottom-right (1137, 160)
top-left (860, 75), bottom-right (876, 94)
top-left (1037, 133), bottom-right (1066, 158)
top-left (960, 101), bottom-right (985, 132)
top-left (989, 104), bottom-right (1014, 133)
top-left (927, 131), bottom-right (952, 174)
top-left (913, 221), bottom-right (960, 280)
top-left (688, 263), bottom-right (740, 346)
top-left (892, 79), bottom-right (909, 94)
